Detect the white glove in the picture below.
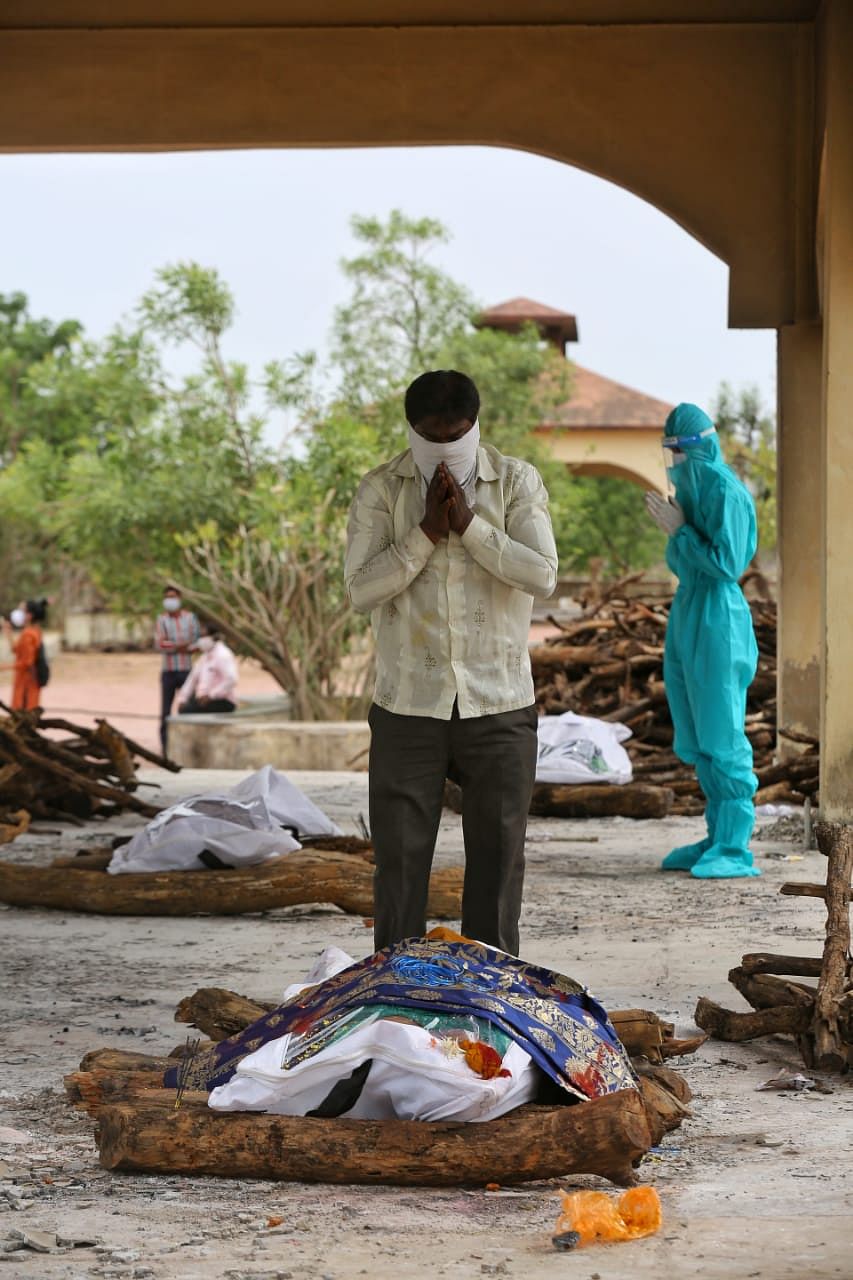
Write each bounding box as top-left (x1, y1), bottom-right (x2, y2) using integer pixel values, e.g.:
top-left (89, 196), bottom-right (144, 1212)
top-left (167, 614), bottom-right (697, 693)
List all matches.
top-left (645, 491), bottom-right (685, 535)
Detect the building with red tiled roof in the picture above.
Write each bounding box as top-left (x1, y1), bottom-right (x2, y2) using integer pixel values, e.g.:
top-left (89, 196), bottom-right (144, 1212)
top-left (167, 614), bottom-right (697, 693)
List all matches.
top-left (478, 298), bottom-right (670, 491)
top-left (476, 297), bottom-right (579, 351)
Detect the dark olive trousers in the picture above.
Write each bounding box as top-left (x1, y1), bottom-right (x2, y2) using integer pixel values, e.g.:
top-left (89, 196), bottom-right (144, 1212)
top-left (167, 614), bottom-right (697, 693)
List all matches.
top-left (368, 701), bottom-right (538, 956)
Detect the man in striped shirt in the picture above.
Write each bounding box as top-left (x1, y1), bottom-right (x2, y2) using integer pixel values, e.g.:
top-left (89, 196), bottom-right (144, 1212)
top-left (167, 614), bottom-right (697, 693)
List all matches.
top-left (154, 585), bottom-right (200, 755)
top-left (345, 370), bottom-right (558, 956)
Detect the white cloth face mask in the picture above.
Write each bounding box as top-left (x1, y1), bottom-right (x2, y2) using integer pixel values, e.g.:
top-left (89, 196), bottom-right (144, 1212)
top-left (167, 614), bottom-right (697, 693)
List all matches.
top-left (9, 608), bottom-right (26, 628)
top-left (163, 598), bottom-right (181, 613)
top-left (408, 421), bottom-right (480, 493)
top-left (195, 636), bottom-right (215, 653)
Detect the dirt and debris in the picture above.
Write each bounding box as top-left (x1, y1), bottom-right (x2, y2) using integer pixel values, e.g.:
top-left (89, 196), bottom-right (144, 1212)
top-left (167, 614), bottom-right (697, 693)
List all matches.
top-left (1, 768), bottom-right (851, 1279)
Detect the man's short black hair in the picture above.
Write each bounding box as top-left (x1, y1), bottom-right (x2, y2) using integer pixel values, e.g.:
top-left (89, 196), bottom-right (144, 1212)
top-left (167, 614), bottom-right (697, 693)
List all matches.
top-left (404, 370), bottom-right (480, 428)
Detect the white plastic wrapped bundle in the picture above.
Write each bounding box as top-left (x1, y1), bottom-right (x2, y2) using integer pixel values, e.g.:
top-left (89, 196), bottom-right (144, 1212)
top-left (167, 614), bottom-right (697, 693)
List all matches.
top-left (536, 711), bottom-right (633, 785)
top-left (108, 765), bottom-right (341, 874)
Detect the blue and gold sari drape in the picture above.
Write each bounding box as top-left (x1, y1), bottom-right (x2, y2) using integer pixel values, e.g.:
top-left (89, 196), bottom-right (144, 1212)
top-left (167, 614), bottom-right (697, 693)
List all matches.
top-left (164, 937), bottom-right (637, 1102)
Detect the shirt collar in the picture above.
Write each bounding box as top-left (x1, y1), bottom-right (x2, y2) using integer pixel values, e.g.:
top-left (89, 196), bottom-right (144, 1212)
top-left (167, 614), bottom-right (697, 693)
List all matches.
top-left (391, 445), bottom-right (499, 482)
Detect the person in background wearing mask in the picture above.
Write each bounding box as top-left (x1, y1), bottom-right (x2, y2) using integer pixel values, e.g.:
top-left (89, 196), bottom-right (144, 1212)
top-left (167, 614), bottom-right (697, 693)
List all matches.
top-left (345, 369), bottom-right (558, 955)
top-left (176, 622), bottom-right (238, 715)
top-left (154, 585), bottom-right (199, 755)
top-left (645, 402), bottom-right (760, 880)
top-left (1, 598), bottom-right (48, 711)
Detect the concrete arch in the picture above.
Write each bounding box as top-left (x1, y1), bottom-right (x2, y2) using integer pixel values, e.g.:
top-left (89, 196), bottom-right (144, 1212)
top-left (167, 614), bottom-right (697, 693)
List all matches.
top-left (537, 426), bottom-right (667, 493)
top-left (0, 11), bottom-right (815, 328)
top-left (565, 460), bottom-right (664, 493)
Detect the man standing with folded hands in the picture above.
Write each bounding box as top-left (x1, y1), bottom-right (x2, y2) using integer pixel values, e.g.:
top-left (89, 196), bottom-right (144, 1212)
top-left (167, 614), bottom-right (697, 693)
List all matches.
top-left (345, 369), bottom-right (558, 955)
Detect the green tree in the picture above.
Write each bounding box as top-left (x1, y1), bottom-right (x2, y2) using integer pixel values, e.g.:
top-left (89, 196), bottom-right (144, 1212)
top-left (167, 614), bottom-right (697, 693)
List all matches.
top-left (552, 476), bottom-right (666, 577)
top-left (712, 382), bottom-right (776, 553)
top-left (329, 210), bottom-right (671, 579)
top-left (333, 211), bottom-right (475, 414)
top-left (0, 263), bottom-right (378, 717)
top-left (0, 292), bottom-right (83, 464)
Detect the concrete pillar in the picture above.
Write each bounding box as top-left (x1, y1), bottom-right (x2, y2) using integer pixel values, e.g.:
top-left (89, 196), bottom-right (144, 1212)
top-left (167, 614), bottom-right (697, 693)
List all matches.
top-left (818, 1), bottom-right (853, 819)
top-left (776, 325), bottom-right (822, 746)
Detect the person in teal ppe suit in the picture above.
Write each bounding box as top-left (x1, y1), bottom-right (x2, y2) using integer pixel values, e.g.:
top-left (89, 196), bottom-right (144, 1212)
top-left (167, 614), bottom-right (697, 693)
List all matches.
top-left (644, 403), bottom-right (761, 879)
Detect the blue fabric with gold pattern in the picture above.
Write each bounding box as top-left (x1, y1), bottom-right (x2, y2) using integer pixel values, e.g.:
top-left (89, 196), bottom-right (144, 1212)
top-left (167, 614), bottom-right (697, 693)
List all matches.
top-left (164, 938), bottom-right (638, 1102)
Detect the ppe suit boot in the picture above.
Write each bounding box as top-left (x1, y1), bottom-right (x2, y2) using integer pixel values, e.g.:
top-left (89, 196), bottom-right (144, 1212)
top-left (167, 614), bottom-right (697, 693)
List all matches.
top-left (690, 796), bottom-right (760, 879)
top-left (661, 799), bottom-right (718, 872)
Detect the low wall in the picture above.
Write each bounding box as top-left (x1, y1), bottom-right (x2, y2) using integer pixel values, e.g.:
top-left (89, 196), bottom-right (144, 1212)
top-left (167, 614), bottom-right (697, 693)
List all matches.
top-left (168, 715), bottom-right (370, 772)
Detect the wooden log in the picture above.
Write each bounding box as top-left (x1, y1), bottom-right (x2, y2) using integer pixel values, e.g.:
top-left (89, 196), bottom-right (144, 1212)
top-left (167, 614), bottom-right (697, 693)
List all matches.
top-left (634, 1063), bottom-right (692, 1106)
top-left (300, 835), bottom-right (374, 860)
top-left (741, 953), bottom-right (825, 978)
top-left (94, 1088), bottom-right (653, 1188)
top-left (79, 1049), bottom-right (174, 1073)
top-left (529, 644), bottom-right (602, 674)
top-left (0, 730), bottom-right (159, 817)
top-left (659, 1033), bottom-right (708, 1059)
top-left (175, 988), bottom-right (275, 1041)
top-left (637, 1077), bottom-right (691, 1144)
top-left (447, 778), bottom-right (673, 819)
top-left (528, 783), bottom-right (673, 820)
top-left (0, 850), bottom-right (463, 918)
top-left (0, 809), bottom-right (30, 845)
top-left (728, 967), bottom-right (817, 1011)
top-left (168, 1039), bottom-right (216, 1058)
top-left (811, 822), bottom-right (853, 1071)
top-left (38, 717), bottom-right (181, 773)
top-left (754, 782), bottom-right (802, 806)
top-left (51, 848), bottom-right (114, 871)
top-left (694, 996), bottom-right (811, 1042)
top-left (69, 1062), bottom-right (691, 1153)
top-left (780, 883), bottom-right (833, 899)
top-left (65, 1069), bottom-right (167, 1115)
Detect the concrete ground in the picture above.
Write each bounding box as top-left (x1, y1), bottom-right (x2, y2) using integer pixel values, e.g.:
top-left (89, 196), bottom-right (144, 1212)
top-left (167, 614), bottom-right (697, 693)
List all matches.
top-left (1, 768), bottom-right (851, 1280)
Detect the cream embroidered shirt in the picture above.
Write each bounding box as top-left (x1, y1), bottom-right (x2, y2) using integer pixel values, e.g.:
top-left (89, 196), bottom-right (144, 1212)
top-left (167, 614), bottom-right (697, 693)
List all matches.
top-left (345, 442), bottom-right (558, 719)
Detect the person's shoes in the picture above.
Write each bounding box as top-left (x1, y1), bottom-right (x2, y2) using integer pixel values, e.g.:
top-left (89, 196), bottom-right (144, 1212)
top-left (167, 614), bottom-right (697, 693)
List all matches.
top-left (661, 837), bottom-right (710, 872)
top-left (689, 843), bottom-right (761, 879)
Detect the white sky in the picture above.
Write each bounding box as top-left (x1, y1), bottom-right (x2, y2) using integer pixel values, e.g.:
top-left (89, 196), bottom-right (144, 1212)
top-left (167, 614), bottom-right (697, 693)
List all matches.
top-left (2, 145), bottom-right (776, 415)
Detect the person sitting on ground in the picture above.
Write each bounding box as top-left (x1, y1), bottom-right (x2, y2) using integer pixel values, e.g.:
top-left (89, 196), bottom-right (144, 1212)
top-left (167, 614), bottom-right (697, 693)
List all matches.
top-left (176, 622), bottom-right (238, 715)
top-left (1, 598), bottom-right (48, 711)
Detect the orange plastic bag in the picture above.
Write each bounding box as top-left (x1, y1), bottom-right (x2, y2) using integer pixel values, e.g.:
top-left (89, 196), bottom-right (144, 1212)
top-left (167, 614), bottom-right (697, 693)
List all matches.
top-left (553, 1186), bottom-right (662, 1247)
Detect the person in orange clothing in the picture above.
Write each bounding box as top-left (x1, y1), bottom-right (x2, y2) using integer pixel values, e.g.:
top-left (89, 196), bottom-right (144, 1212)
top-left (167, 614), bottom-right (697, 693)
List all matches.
top-left (1, 598), bottom-right (48, 711)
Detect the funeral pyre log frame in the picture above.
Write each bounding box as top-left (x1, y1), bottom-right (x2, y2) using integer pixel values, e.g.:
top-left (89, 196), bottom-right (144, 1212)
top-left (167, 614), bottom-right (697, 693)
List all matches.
top-left (64, 988), bottom-right (701, 1189)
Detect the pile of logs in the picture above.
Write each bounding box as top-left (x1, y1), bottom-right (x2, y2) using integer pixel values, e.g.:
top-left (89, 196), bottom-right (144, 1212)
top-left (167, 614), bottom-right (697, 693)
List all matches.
top-left (531, 593), bottom-right (819, 817)
top-left (64, 986), bottom-right (703, 1188)
top-left (695, 821), bottom-right (852, 1071)
top-left (0, 706), bottom-right (175, 836)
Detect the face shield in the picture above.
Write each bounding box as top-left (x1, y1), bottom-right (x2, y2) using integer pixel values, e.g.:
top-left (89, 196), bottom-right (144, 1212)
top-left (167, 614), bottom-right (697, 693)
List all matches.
top-left (662, 426), bottom-right (715, 491)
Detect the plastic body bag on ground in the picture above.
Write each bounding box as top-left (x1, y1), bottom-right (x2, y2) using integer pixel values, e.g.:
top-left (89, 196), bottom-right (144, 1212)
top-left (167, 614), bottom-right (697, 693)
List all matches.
top-left (659, 404), bottom-right (760, 880)
top-left (108, 764), bottom-right (341, 875)
top-left (536, 711), bottom-right (633, 785)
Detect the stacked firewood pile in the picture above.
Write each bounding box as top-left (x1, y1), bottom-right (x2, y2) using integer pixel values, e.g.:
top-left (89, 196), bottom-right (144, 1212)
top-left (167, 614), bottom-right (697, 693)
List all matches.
top-left (696, 822), bottom-right (852, 1071)
top-left (531, 591), bottom-right (819, 816)
top-left (0, 706), bottom-right (176, 837)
